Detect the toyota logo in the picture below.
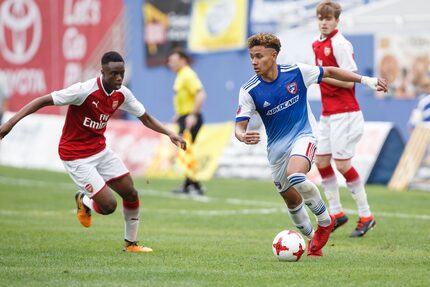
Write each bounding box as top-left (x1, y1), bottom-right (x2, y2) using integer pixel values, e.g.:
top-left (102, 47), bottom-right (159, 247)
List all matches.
top-left (0, 0), bottom-right (42, 64)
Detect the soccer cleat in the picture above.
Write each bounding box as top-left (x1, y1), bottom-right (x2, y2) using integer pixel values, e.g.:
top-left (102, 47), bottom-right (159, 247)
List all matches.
top-left (123, 241), bottom-right (153, 253)
top-left (308, 214), bottom-right (335, 252)
top-left (350, 216), bottom-right (376, 238)
top-left (307, 241), bottom-right (323, 257)
top-left (171, 186), bottom-right (189, 194)
top-left (188, 184), bottom-right (205, 196)
top-left (75, 191), bottom-right (91, 228)
top-left (332, 212), bottom-right (349, 233)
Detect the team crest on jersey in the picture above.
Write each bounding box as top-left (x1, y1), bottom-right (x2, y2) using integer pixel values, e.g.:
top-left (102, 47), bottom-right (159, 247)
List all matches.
top-left (236, 105), bottom-right (241, 115)
top-left (286, 82), bottom-right (298, 94)
top-left (112, 100), bottom-right (119, 109)
top-left (324, 46), bottom-right (331, 56)
top-left (85, 183), bottom-right (93, 193)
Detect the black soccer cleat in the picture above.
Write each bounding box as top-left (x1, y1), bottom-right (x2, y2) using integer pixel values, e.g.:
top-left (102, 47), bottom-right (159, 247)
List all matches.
top-left (350, 216), bottom-right (376, 237)
top-left (331, 214), bottom-right (349, 233)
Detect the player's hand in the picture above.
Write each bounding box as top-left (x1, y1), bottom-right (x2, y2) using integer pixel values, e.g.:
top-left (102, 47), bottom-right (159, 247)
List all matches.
top-left (376, 78), bottom-right (388, 92)
top-left (361, 76), bottom-right (388, 92)
top-left (185, 114), bottom-right (197, 130)
top-left (170, 134), bottom-right (187, 150)
top-left (240, 131), bottom-right (260, 145)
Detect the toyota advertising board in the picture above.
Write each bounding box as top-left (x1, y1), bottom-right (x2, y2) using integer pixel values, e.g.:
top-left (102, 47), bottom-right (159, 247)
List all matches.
top-left (0, 0), bottom-right (124, 114)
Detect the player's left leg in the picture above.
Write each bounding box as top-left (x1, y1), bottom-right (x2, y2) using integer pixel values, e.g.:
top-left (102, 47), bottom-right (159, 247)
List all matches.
top-left (107, 174), bottom-right (152, 252)
top-left (94, 148), bottom-right (152, 252)
top-left (335, 159), bottom-right (375, 237)
top-left (332, 111), bottom-right (375, 237)
top-left (287, 138), bottom-right (335, 255)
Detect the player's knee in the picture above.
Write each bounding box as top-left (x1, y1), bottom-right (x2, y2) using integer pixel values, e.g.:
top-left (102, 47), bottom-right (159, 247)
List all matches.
top-left (100, 199), bottom-right (117, 215)
top-left (122, 188), bottom-right (139, 202)
top-left (335, 163), bottom-right (350, 174)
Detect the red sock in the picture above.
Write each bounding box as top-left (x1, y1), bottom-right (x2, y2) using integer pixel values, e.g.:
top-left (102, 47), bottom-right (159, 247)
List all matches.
top-left (342, 167), bottom-right (359, 183)
top-left (123, 199), bottom-right (140, 209)
top-left (318, 165), bottom-right (336, 179)
top-left (92, 200), bottom-right (103, 214)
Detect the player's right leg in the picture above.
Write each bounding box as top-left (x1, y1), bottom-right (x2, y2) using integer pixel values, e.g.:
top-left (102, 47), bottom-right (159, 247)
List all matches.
top-left (316, 158), bottom-right (348, 232)
top-left (316, 116), bottom-right (348, 232)
top-left (63, 153), bottom-right (117, 227)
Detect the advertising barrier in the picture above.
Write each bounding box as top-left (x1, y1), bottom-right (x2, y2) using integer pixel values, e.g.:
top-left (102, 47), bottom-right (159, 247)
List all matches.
top-left (0, 112), bottom-right (402, 186)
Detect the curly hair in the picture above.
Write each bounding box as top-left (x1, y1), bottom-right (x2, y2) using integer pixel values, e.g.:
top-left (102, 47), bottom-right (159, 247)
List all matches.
top-left (247, 33), bottom-right (281, 53)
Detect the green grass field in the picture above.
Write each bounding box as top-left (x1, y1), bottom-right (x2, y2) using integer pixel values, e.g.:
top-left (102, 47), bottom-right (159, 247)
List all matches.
top-left (0, 165), bottom-right (429, 287)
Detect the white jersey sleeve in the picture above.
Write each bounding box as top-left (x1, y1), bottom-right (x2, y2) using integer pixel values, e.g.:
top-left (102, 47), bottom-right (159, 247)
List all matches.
top-left (51, 78), bottom-right (97, 106)
top-left (297, 63), bottom-right (324, 88)
top-left (333, 41), bottom-right (358, 72)
top-left (236, 87), bottom-right (256, 121)
top-left (119, 86), bottom-right (146, 117)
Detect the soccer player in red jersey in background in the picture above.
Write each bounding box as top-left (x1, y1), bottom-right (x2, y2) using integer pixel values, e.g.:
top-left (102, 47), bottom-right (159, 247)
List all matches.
top-left (0, 51), bottom-right (186, 252)
top-left (312, 1), bottom-right (376, 237)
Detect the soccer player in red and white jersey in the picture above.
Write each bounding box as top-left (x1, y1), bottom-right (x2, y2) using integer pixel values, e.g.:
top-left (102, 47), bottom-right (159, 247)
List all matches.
top-left (312, 1), bottom-right (376, 237)
top-left (0, 51), bottom-right (186, 252)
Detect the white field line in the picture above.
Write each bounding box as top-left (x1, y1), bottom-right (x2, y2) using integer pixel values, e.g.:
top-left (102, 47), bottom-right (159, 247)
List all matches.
top-left (1, 175), bottom-right (430, 220)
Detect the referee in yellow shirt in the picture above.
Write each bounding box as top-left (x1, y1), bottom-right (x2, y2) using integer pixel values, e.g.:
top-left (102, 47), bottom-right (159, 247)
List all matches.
top-left (167, 48), bottom-right (206, 195)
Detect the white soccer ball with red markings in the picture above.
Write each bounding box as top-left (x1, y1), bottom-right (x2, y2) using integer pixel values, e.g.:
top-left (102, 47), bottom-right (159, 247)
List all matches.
top-left (272, 230), bottom-right (306, 262)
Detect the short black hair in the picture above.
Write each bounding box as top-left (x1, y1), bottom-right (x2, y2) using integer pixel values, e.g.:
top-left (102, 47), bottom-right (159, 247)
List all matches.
top-left (101, 51), bottom-right (124, 65)
top-left (168, 47), bottom-right (192, 64)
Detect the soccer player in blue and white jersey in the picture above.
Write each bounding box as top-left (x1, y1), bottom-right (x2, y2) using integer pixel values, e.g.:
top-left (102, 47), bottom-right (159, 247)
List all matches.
top-left (235, 33), bottom-right (387, 256)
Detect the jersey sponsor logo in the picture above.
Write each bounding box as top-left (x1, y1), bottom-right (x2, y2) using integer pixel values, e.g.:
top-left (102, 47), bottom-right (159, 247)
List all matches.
top-left (85, 183), bottom-right (93, 193)
top-left (286, 82), bottom-right (298, 94)
top-left (236, 105), bottom-right (241, 115)
top-left (112, 100), bottom-right (118, 109)
top-left (324, 46), bottom-right (331, 56)
top-left (92, 100), bottom-right (99, 109)
top-left (83, 114), bottom-right (110, 130)
top-left (266, 95), bottom-right (299, 116)
top-left (263, 101), bottom-right (271, 107)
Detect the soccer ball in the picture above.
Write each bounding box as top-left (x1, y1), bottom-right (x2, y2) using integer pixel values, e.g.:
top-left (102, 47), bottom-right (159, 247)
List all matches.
top-left (272, 230), bottom-right (306, 262)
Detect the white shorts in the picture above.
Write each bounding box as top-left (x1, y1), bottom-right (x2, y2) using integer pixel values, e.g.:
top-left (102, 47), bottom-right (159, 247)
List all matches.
top-left (271, 136), bottom-right (316, 192)
top-left (316, 111), bottom-right (364, 160)
top-left (62, 147), bottom-right (129, 198)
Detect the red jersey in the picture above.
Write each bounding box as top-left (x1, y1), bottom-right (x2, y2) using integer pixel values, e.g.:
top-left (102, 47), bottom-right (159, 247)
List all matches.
top-left (312, 29), bottom-right (359, 116)
top-left (51, 76), bottom-right (146, 160)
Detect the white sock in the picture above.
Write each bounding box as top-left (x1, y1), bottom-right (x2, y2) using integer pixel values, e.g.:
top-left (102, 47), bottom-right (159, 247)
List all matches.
top-left (288, 173), bottom-right (332, 227)
top-left (123, 200), bottom-right (140, 242)
top-left (287, 201), bottom-right (314, 240)
top-left (82, 194), bottom-right (99, 212)
top-left (321, 175), bottom-right (343, 214)
top-left (347, 179), bottom-right (371, 218)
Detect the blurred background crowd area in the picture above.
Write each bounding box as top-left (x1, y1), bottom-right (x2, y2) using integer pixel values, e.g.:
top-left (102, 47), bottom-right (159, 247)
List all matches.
top-left (0, 0), bottom-right (429, 140)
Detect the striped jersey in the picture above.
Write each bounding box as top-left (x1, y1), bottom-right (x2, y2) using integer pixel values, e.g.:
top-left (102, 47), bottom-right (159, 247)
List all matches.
top-left (236, 64), bottom-right (323, 164)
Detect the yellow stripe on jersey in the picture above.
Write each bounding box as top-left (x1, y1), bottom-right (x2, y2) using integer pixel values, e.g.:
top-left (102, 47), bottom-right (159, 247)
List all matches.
top-left (173, 65), bottom-right (203, 116)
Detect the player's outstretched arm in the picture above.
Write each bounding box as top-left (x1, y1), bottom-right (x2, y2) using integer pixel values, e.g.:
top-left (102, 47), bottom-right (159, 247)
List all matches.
top-left (0, 94), bottom-right (54, 139)
top-left (138, 112), bottom-right (186, 150)
top-left (323, 66), bottom-right (388, 92)
top-left (235, 120), bottom-right (260, 145)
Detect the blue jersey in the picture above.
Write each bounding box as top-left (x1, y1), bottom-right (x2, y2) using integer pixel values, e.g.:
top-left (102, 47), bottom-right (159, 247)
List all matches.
top-left (236, 63), bottom-right (323, 164)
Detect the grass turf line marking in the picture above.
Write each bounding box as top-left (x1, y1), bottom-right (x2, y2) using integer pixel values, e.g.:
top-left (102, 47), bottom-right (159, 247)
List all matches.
top-left (1, 175), bottom-right (430, 220)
